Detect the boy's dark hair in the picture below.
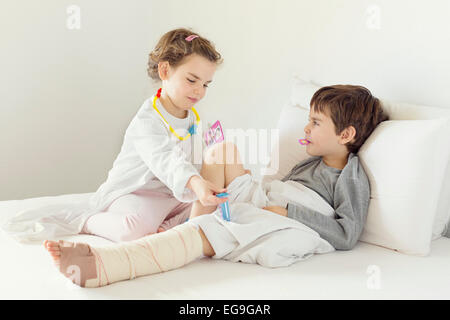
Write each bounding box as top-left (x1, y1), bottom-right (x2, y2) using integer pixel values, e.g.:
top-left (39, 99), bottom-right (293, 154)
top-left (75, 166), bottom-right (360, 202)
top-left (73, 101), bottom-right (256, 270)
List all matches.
top-left (310, 85), bottom-right (389, 154)
top-left (147, 28), bottom-right (223, 81)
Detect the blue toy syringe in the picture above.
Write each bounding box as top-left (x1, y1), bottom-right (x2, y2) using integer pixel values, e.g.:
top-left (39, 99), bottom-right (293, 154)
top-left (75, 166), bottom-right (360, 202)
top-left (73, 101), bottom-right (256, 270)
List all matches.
top-left (215, 192), bottom-right (230, 221)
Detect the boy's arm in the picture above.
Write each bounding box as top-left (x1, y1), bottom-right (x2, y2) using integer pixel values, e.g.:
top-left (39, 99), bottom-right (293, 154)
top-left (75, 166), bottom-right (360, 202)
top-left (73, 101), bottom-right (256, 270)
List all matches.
top-left (286, 177), bottom-right (370, 250)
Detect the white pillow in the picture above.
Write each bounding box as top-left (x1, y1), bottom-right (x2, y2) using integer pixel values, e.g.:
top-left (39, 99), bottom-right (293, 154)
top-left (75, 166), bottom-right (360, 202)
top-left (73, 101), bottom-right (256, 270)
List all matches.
top-left (261, 105), bottom-right (310, 183)
top-left (358, 118), bottom-right (450, 255)
top-left (289, 75), bottom-right (321, 110)
top-left (289, 75), bottom-right (450, 241)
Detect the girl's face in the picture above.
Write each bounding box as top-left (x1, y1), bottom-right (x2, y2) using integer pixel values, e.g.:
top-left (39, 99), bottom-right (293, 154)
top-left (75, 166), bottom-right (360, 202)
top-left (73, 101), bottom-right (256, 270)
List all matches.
top-left (162, 54), bottom-right (217, 111)
top-left (303, 109), bottom-right (346, 157)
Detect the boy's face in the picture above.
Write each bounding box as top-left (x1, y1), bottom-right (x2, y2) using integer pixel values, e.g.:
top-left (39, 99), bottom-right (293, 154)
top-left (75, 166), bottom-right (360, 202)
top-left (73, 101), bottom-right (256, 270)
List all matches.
top-left (304, 108), bottom-right (351, 157)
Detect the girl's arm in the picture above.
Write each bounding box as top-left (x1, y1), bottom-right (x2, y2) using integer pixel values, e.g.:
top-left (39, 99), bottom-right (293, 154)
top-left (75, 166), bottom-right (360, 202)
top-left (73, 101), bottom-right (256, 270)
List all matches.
top-left (187, 175), bottom-right (227, 206)
top-left (130, 110), bottom-right (225, 205)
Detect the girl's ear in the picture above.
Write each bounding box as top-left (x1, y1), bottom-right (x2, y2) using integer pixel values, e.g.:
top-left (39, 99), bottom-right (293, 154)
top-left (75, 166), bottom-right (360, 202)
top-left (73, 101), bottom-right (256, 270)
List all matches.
top-left (158, 61), bottom-right (170, 80)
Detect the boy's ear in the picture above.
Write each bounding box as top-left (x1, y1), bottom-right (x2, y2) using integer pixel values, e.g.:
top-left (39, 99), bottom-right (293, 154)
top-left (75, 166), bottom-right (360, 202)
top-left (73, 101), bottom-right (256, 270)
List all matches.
top-left (158, 61), bottom-right (170, 80)
top-left (340, 126), bottom-right (356, 144)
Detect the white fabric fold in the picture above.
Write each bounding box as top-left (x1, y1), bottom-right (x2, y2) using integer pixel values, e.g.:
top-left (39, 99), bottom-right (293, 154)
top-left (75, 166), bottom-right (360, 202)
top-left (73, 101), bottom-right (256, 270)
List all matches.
top-left (188, 175), bottom-right (335, 268)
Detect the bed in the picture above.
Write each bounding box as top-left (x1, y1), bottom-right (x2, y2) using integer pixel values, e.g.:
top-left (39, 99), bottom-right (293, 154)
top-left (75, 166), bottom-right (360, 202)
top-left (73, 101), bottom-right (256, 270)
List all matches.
top-left (2, 76), bottom-right (450, 300)
top-left (1, 192), bottom-right (450, 300)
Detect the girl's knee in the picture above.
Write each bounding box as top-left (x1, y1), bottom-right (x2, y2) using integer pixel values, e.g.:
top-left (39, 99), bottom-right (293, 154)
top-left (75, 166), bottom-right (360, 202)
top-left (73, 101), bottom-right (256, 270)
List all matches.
top-left (204, 141), bottom-right (239, 165)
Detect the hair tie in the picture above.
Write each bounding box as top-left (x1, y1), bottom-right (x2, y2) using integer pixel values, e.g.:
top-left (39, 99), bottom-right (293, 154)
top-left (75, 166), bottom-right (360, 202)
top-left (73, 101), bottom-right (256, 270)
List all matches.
top-left (185, 35), bottom-right (199, 42)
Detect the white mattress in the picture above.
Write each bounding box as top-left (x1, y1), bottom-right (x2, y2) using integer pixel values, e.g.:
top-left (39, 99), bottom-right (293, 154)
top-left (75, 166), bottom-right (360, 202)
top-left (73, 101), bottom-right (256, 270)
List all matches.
top-left (1, 193), bottom-right (450, 300)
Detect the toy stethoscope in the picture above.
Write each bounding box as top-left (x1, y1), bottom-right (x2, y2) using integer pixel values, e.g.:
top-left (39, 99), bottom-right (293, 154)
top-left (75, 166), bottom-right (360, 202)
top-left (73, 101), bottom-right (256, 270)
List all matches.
top-left (152, 88), bottom-right (200, 141)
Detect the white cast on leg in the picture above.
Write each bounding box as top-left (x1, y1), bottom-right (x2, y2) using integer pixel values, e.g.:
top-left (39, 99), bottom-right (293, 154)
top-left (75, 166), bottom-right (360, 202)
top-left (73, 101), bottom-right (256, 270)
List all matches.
top-left (85, 222), bottom-right (203, 287)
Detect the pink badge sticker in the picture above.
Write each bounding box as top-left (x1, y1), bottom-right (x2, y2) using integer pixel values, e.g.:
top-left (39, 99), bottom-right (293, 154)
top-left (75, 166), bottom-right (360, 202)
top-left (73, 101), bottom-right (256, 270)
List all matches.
top-left (204, 121), bottom-right (224, 146)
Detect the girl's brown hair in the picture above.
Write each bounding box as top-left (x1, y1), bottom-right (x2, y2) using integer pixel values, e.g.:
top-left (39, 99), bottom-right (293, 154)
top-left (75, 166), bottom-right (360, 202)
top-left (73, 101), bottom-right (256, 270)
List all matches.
top-left (147, 28), bottom-right (223, 80)
top-left (310, 85), bottom-right (389, 154)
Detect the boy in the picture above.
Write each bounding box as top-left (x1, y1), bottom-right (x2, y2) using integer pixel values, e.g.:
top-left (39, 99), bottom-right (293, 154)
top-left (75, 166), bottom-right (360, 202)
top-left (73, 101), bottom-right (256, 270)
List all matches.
top-left (265, 84), bottom-right (389, 249)
top-left (44, 85), bottom-right (388, 287)
top-left (189, 84), bottom-right (388, 250)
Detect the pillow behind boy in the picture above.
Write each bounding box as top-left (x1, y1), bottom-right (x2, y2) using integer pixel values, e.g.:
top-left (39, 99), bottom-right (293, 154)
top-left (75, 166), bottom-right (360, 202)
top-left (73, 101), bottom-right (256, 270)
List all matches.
top-left (357, 117), bottom-right (450, 255)
top-left (261, 104), bottom-right (310, 182)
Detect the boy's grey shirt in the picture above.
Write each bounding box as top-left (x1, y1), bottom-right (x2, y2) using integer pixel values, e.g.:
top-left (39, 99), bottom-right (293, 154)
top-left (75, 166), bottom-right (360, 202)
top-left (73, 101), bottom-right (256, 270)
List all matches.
top-left (282, 153), bottom-right (370, 250)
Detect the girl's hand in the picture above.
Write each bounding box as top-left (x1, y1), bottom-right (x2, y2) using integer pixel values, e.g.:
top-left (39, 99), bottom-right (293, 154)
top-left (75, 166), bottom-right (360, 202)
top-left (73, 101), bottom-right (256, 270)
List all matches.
top-left (263, 206), bottom-right (288, 217)
top-left (187, 175), bottom-right (228, 207)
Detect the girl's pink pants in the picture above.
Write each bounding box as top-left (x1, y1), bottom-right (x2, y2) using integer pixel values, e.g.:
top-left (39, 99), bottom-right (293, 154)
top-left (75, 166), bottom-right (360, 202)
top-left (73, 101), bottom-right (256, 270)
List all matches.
top-left (81, 189), bottom-right (193, 242)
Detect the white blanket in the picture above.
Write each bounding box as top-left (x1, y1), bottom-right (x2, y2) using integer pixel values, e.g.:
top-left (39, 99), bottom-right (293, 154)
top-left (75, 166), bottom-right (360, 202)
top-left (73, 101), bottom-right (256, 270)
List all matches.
top-left (1, 201), bottom-right (94, 243)
top-left (188, 177), bottom-right (335, 268)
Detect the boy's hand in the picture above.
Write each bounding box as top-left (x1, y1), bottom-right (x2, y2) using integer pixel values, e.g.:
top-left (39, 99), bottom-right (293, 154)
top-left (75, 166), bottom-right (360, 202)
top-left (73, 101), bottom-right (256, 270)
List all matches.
top-left (263, 206), bottom-right (288, 217)
top-left (187, 175), bottom-right (227, 206)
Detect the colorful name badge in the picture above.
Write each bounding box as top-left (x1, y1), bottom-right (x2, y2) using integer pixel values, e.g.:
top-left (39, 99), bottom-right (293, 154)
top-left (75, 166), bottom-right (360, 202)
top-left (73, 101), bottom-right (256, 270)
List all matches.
top-left (204, 120), bottom-right (224, 147)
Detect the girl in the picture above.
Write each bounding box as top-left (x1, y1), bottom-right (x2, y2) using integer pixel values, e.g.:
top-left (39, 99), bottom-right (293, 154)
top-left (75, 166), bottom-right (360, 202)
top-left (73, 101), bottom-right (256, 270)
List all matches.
top-left (80, 28), bottom-right (228, 242)
top-left (1, 28), bottom-right (229, 244)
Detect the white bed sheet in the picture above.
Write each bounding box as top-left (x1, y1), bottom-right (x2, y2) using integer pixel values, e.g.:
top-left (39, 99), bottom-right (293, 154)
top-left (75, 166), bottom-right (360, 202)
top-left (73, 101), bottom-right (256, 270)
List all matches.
top-left (1, 193), bottom-right (449, 300)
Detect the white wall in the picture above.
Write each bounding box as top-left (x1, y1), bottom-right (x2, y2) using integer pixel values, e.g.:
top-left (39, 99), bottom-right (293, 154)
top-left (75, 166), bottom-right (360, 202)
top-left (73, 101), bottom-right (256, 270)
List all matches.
top-left (2, 0), bottom-right (450, 200)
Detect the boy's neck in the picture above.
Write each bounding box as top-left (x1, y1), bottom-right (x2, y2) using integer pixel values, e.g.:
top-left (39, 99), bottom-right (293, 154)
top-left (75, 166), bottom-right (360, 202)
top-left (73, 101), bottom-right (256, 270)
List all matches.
top-left (321, 152), bottom-right (350, 170)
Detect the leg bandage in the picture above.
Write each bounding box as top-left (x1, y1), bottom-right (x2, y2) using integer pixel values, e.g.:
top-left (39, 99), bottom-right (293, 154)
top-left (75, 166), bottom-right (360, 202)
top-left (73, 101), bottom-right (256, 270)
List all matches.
top-left (59, 223), bottom-right (203, 287)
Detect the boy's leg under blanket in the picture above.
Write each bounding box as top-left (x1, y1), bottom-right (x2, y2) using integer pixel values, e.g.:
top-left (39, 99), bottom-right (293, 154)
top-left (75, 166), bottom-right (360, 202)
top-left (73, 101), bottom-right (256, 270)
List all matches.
top-left (188, 203), bottom-right (334, 268)
top-left (200, 172), bottom-right (335, 267)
